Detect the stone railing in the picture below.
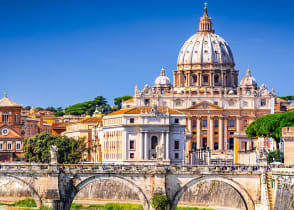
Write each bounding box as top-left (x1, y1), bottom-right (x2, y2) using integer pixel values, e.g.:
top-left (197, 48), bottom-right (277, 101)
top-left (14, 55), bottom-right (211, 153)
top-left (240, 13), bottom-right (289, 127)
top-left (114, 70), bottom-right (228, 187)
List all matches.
top-left (0, 164), bottom-right (262, 175)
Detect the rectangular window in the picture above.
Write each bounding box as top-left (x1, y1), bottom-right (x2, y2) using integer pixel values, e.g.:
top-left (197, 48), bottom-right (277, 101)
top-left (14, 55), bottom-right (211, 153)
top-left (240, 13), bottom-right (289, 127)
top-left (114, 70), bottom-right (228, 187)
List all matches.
top-left (130, 153), bottom-right (134, 159)
top-left (16, 141), bottom-right (21, 150)
top-left (7, 142), bottom-right (12, 150)
top-left (192, 120), bottom-right (197, 128)
top-left (229, 119), bottom-right (235, 128)
top-left (203, 75), bottom-right (209, 83)
top-left (202, 119), bottom-right (207, 128)
top-left (129, 140), bottom-right (135, 150)
top-left (174, 153), bottom-right (179, 159)
top-left (214, 120), bottom-right (218, 128)
top-left (261, 99), bottom-right (266, 106)
top-left (130, 118), bottom-right (134, 123)
top-left (174, 140), bottom-right (179, 150)
top-left (0, 142), bottom-right (3, 150)
top-left (15, 114), bottom-right (18, 122)
top-left (174, 118), bottom-right (179, 124)
top-left (229, 138), bottom-right (234, 150)
top-left (144, 99), bottom-right (150, 106)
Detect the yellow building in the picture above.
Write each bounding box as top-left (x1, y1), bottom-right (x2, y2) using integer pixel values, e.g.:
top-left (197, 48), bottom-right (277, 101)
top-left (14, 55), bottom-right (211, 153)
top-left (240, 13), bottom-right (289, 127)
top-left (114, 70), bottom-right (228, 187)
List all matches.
top-left (62, 116), bottom-right (102, 161)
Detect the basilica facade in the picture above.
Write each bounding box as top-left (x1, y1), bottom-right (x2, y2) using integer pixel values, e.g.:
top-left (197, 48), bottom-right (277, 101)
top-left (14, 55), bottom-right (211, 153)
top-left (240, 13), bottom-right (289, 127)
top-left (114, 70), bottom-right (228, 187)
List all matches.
top-left (122, 5), bottom-right (275, 155)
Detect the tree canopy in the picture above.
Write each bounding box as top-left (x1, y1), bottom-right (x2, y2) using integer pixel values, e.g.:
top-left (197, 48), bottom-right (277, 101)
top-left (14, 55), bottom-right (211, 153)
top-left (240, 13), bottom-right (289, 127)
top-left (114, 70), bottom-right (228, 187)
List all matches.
top-left (245, 111), bottom-right (294, 141)
top-left (278, 96), bottom-right (294, 101)
top-left (24, 132), bottom-right (86, 163)
top-left (65, 96), bottom-right (112, 115)
top-left (114, 95), bottom-right (133, 109)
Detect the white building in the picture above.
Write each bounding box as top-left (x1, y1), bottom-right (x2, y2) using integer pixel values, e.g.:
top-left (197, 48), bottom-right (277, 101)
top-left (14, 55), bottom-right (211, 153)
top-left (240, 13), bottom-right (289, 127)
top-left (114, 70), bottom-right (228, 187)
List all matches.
top-left (101, 106), bottom-right (186, 164)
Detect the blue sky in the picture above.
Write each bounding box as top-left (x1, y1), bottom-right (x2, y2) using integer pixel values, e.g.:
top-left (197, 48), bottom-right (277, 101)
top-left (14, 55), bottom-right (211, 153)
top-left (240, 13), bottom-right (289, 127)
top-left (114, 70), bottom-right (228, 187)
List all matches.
top-left (0, 0), bottom-right (293, 107)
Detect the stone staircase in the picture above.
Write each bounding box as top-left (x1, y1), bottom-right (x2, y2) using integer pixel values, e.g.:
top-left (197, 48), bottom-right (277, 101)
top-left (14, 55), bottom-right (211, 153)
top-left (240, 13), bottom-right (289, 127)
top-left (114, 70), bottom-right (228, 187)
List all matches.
top-left (266, 171), bottom-right (274, 210)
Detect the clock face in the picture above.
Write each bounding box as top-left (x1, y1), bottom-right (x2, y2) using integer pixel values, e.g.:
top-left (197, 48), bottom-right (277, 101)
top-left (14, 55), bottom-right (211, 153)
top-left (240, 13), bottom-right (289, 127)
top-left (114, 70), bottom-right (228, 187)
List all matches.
top-left (2, 128), bottom-right (9, 136)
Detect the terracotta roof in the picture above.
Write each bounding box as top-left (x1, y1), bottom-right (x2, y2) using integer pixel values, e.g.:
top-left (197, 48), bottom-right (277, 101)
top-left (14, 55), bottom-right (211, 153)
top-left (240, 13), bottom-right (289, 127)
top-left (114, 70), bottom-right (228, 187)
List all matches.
top-left (106, 107), bottom-right (183, 116)
top-left (75, 117), bottom-right (102, 124)
top-left (0, 96), bottom-right (21, 107)
top-left (53, 122), bottom-right (71, 129)
top-left (123, 98), bottom-right (134, 103)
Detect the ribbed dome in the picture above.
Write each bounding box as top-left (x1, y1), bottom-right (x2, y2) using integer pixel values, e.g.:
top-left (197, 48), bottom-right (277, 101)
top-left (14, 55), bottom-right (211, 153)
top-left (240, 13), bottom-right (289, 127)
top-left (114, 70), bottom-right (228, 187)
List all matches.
top-left (177, 33), bottom-right (234, 66)
top-left (240, 67), bottom-right (257, 86)
top-left (177, 5), bottom-right (234, 68)
top-left (154, 67), bottom-right (171, 86)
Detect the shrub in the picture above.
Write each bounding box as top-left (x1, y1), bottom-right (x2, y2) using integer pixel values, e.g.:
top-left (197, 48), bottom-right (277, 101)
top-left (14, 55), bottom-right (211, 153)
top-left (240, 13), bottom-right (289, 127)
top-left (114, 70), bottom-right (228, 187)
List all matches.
top-left (10, 198), bottom-right (37, 207)
top-left (151, 194), bottom-right (169, 210)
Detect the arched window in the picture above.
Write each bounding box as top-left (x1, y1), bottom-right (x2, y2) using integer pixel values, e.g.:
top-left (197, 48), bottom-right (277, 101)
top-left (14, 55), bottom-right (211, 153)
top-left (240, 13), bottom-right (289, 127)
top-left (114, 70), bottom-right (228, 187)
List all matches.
top-left (151, 136), bottom-right (158, 150)
top-left (2, 113), bottom-right (8, 122)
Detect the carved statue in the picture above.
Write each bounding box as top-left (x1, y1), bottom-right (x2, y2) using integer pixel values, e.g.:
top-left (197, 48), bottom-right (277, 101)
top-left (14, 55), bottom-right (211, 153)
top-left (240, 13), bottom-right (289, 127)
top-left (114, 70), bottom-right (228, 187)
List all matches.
top-left (50, 145), bottom-right (58, 164)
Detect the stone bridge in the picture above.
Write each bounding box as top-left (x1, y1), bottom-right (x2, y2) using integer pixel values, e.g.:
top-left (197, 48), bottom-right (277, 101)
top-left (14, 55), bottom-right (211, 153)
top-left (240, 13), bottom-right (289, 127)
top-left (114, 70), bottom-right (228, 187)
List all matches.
top-left (0, 164), bottom-right (273, 210)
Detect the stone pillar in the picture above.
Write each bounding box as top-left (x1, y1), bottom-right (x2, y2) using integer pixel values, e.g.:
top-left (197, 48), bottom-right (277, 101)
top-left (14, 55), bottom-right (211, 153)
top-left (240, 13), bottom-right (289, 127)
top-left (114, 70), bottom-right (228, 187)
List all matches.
top-left (178, 72), bottom-right (181, 87)
top-left (236, 116), bottom-right (241, 132)
top-left (221, 71), bottom-right (224, 86)
top-left (224, 118), bottom-right (227, 150)
top-left (166, 132), bottom-right (170, 160)
top-left (140, 132), bottom-right (144, 160)
top-left (186, 72), bottom-right (189, 87)
top-left (219, 117), bottom-right (223, 151)
top-left (209, 117), bottom-right (214, 150)
top-left (188, 117), bottom-right (192, 132)
top-left (161, 132), bottom-right (165, 158)
top-left (144, 132), bottom-right (148, 160)
top-left (199, 72), bottom-right (202, 86)
top-left (173, 71), bottom-right (177, 87)
top-left (197, 117), bottom-right (201, 149)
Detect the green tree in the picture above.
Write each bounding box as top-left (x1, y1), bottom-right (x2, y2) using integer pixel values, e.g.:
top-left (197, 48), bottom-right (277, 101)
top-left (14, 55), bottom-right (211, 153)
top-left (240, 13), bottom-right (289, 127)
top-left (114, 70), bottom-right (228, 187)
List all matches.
top-left (114, 95), bottom-right (133, 109)
top-left (151, 194), bottom-right (169, 210)
top-left (65, 96), bottom-right (111, 115)
top-left (53, 111), bottom-right (65, 117)
top-left (23, 106), bottom-right (31, 110)
top-left (24, 132), bottom-right (86, 163)
top-left (278, 96), bottom-right (294, 101)
top-left (245, 111), bottom-right (294, 142)
top-left (267, 149), bottom-right (282, 163)
top-left (35, 107), bottom-right (44, 111)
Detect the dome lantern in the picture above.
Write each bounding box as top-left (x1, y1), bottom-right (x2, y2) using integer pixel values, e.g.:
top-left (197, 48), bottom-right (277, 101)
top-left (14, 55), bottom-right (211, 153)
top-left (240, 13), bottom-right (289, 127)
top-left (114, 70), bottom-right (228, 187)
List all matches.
top-left (198, 3), bottom-right (214, 33)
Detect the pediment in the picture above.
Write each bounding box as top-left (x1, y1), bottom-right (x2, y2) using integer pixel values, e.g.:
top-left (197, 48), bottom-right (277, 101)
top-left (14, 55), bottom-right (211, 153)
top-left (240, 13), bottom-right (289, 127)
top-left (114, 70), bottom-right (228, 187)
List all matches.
top-left (0, 126), bottom-right (22, 139)
top-left (187, 101), bottom-right (223, 110)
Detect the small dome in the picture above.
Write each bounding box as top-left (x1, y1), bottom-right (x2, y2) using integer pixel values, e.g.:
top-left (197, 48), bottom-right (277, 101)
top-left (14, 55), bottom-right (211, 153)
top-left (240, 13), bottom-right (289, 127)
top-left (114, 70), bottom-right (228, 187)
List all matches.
top-left (240, 67), bottom-right (257, 86)
top-left (154, 67), bottom-right (171, 86)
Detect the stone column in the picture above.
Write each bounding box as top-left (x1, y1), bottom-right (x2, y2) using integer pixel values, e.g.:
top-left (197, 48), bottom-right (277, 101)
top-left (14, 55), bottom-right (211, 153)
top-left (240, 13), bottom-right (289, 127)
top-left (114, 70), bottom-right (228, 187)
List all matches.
top-left (209, 117), bottom-right (214, 150)
top-left (224, 118), bottom-right (227, 150)
top-left (188, 117), bottom-right (192, 132)
top-left (140, 132), bottom-right (144, 160)
top-left (186, 72), bottom-right (189, 87)
top-left (236, 116), bottom-right (241, 132)
top-left (199, 72), bottom-right (202, 86)
top-left (178, 72), bottom-right (181, 87)
top-left (144, 132), bottom-right (148, 160)
top-left (173, 71), bottom-right (177, 87)
top-left (219, 117), bottom-right (223, 151)
top-left (166, 132), bottom-right (170, 160)
top-left (197, 117), bottom-right (201, 149)
top-left (161, 132), bottom-right (165, 158)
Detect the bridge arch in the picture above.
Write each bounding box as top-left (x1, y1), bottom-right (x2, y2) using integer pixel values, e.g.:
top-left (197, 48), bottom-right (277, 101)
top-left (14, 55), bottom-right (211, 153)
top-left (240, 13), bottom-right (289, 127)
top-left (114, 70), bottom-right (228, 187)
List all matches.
top-left (171, 175), bottom-right (255, 210)
top-left (71, 174), bottom-right (150, 209)
top-left (0, 174), bottom-right (42, 207)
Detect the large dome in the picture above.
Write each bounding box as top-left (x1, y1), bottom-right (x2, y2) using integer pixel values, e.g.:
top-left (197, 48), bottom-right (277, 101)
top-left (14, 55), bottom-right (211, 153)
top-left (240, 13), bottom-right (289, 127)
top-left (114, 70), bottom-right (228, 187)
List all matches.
top-left (177, 6), bottom-right (234, 68)
top-left (177, 33), bottom-right (234, 66)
